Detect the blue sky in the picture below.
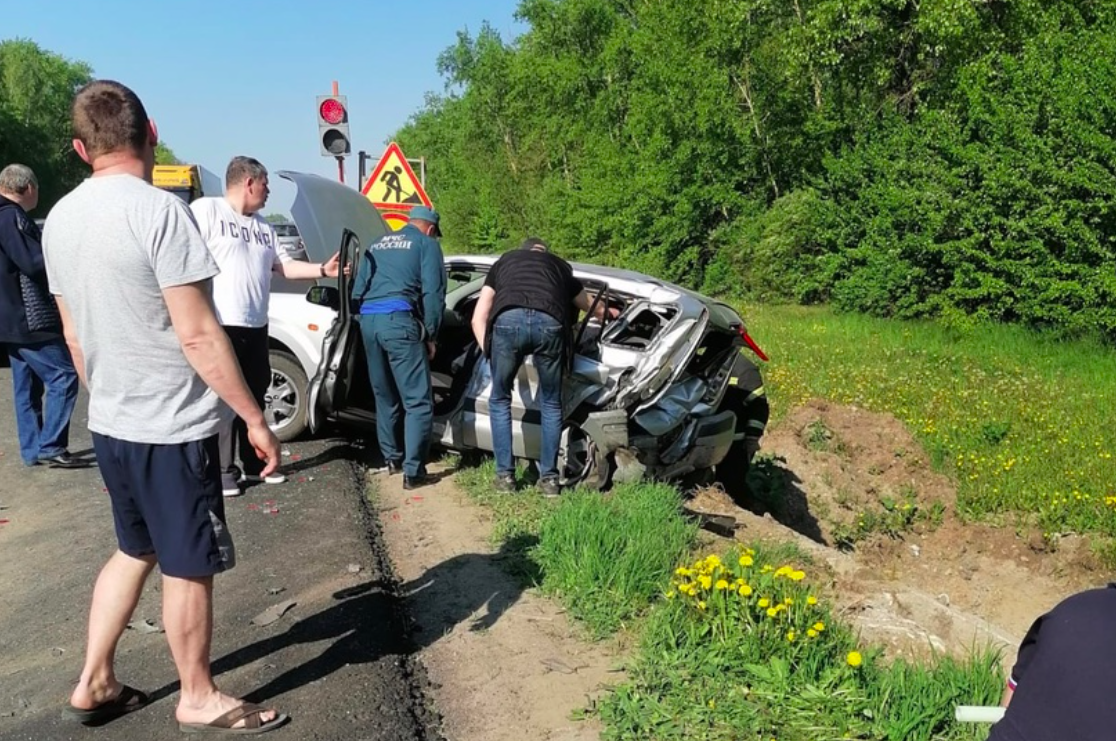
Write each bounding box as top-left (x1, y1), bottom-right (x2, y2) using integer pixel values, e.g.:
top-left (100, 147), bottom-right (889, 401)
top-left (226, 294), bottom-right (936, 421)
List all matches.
top-left (5, 0), bottom-right (525, 213)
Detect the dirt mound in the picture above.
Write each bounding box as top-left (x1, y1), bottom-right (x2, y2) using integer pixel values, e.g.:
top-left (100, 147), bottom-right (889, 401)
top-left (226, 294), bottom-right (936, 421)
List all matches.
top-left (687, 399), bottom-right (1100, 664)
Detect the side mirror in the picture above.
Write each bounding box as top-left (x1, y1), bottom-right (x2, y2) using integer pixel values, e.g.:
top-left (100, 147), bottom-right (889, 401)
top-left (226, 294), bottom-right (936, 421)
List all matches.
top-left (306, 285), bottom-right (340, 311)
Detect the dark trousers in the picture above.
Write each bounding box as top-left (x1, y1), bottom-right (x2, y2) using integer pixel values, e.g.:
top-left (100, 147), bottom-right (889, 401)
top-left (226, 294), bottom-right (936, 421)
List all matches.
top-left (7, 338), bottom-right (79, 465)
top-left (358, 312), bottom-right (433, 478)
top-left (218, 325), bottom-right (270, 485)
top-left (488, 308), bottom-right (565, 480)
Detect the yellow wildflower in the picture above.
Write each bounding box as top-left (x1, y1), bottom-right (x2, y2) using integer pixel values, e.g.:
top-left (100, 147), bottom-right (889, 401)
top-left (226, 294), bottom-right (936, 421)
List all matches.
top-left (715, 579), bottom-right (730, 590)
top-left (847, 651), bottom-right (863, 667)
top-left (784, 597), bottom-right (794, 606)
top-left (774, 566), bottom-right (793, 578)
top-left (758, 598), bottom-right (770, 608)
top-left (699, 575), bottom-right (713, 590)
top-left (738, 555), bottom-right (754, 567)
top-left (789, 570), bottom-right (806, 582)
top-left (738, 584), bottom-right (753, 597)
top-left (807, 596), bottom-right (818, 605)
top-left (786, 631), bottom-right (796, 642)
top-left (767, 607), bottom-right (779, 618)
top-left (697, 601), bottom-right (707, 610)
top-left (665, 590), bottom-right (676, 600)
top-left (813, 622), bottom-right (825, 632)
top-left (807, 629), bottom-right (818, 638)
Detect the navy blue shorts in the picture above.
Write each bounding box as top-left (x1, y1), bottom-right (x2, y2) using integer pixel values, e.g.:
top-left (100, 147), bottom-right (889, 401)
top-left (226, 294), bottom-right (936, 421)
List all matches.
top-left (92, 433), bottom-right (236, 578)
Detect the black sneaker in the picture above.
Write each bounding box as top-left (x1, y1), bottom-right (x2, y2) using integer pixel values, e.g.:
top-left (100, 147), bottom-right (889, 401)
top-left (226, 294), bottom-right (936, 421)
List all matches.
top-left (538, 478), bottom-right (561, 499)
top-left (403, 474), bottom-right (430, 490)
top-left (385, 460), bottom-right (403, 475)
top-left (493, 474), bottom-right (517, 493)
top-left (40, 452), bottom-right (84, 469)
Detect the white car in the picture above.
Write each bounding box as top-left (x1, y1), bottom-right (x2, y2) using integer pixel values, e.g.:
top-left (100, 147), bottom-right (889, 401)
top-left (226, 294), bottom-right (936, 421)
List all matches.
top-left (266, 171), bottom-right (768, 492)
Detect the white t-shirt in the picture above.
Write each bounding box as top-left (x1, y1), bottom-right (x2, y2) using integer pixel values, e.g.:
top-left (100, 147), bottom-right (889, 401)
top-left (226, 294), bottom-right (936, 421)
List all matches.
top-left (189, 197), bottom-right (293, 327)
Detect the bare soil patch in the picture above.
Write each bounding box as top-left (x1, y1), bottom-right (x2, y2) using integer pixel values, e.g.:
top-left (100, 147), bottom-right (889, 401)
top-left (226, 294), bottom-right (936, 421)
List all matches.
top-left (688, 399), bottom-right (1099, 664)
top-left (374, 462), bottom-right (619, 741)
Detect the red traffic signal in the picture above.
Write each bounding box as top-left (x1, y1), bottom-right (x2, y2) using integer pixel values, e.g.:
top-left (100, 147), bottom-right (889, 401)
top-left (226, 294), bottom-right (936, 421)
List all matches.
top-left (316, 95), bottom-right (351, 157)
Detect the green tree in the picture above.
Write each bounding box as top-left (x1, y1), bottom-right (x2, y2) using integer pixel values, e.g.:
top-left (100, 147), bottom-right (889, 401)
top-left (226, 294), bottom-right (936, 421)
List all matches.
top-left (0, 38), bottom-right (92, 210)
top-left (154, 142), bottom-right (180, 165)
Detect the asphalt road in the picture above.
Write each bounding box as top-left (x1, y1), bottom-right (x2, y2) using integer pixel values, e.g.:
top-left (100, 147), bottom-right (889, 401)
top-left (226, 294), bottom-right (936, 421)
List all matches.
top-left (0, 369), bottom-right (441, 741)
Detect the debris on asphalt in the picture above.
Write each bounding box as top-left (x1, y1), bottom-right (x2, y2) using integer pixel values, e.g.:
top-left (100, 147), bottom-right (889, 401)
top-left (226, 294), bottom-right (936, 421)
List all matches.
top-left (347, 563), bottom-right (363, 573)
top-left (51, 647), bottom-right (65, 656)
top-left (266, 586), bottom-right (286, 596)
top-left (251, 599), bottom-right (296, 627)
top-left (281, 448), bottom-right (292, 457)
top-left (126, 618), bottom-right (164, 634)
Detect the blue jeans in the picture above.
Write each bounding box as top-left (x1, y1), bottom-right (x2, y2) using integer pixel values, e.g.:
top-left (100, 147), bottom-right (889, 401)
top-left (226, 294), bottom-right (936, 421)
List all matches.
top-left (7, 338), bottom-right (79, 465)
top-left (359, 312), bottom-right (433, 478)
top-left (489, 308), bottom-right (565, 480)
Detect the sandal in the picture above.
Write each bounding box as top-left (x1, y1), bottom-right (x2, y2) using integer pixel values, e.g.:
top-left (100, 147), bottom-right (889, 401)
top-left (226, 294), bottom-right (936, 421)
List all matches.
top-left (64, 684), bottom-right (149, 725)
top-left (179, 702), bottom-right (289, 735)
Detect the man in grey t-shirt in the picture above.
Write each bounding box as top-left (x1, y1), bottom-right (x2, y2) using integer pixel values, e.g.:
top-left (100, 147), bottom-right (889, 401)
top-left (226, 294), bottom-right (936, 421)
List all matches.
top-left (43, 81), bottom-right (287, 734)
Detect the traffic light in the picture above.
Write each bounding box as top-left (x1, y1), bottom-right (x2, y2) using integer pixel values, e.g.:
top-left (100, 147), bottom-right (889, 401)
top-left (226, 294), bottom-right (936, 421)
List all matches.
top-left (317, 95), bottom-right (351, 157)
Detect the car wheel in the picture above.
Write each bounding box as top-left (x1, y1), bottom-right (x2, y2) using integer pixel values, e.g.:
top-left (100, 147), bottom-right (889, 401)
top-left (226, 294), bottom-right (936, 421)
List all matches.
top-left (557, 422), bottom-right (611, 490)
top-left (266, 351), bottom-right (309, 442)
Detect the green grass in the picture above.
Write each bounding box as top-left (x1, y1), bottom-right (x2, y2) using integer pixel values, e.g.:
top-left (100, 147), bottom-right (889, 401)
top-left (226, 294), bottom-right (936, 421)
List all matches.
top-left (532, 482), bottom-right (698, 638)
top-left (744, 303), bottom-right (1116, 542)
top-left (596, 544), bottom-right (1004, 741)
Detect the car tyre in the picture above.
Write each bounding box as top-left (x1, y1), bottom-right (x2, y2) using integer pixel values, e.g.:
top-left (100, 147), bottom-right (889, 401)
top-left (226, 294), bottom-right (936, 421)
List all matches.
top-left (266, 350), bottom-right (309, 442)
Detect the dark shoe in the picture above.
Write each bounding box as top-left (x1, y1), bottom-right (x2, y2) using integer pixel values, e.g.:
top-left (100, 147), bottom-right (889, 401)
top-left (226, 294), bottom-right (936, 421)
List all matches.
top-left (493, 473), bottom-right (517, 493)
top-left (385, 460), bottom-right (403, 475)
top-left (40, 452), bottom-right (84, 469)
top-left (403, 474), bottom-right (430, 490)
top-left (539, 478), bottom-right (561, 498)
top-left (64, 684), bottom-right (150, 726)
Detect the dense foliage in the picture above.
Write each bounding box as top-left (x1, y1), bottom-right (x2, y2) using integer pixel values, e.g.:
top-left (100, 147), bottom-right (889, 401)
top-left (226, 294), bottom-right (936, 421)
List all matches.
top-left (395, 1), bottom-right (1116, 335)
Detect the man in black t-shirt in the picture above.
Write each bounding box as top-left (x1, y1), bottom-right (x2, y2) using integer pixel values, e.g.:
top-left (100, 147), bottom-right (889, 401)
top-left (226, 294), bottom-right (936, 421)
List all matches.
top-left (987, 584), bottom-right (1116, 741)
top-left (470, 238), bottom-right (609, 497)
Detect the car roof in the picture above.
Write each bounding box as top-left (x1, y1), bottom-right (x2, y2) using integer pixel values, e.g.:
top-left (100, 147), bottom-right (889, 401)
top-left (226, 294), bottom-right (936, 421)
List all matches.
top-left (448, 254), bottom-right (744, 329)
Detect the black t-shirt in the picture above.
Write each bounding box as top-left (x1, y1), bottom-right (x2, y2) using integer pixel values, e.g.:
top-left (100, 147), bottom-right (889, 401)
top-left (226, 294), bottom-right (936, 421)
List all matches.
top-left (484, 249), bottom-right (584, 328)
top-left (989, 585), bottom-right (1116, 741)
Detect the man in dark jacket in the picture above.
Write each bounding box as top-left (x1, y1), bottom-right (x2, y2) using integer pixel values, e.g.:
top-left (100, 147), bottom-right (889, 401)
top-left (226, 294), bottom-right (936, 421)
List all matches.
top-left (470, 238), bottom-right (611, 497)
top-left (351, 206), bottom-right (446, 489)
top-left (0, 164), bottom-right (80, 468)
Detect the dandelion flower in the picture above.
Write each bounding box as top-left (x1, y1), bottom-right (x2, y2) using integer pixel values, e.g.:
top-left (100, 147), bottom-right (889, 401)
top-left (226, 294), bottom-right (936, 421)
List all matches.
top-left (813, 622), bottom-right (825, 632)
top-left (738, 584), bottom-right (753, 597)
top-left (789, 570), bottom-right (806, 582)
top-left (807, 596), bottom-right (818, 605)
top-left (786, 631), bottom-right (796, 642)
top-left (715, 579), bottom-right (730, 590)
top-left (758, 598), bottom-right (770, 608)
top-left (739, 555), bottom-right (754, 567)
top-left (807, 629), bottom-right (818, 638)
top-left (698, 601), bottom-right (707, 610)
top-left (767, 607), bottom-right (779, 618)
top-left (847, 651), bottom-right (863, 667)
top-left (665, 590), bottom-right (676, 600)
top-left (699, 575), bottom-right (713, 590)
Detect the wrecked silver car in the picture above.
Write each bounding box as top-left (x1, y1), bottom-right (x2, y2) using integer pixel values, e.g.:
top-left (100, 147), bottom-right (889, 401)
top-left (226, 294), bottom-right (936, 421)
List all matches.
top-left (281, 171), bottom-right (768, 492)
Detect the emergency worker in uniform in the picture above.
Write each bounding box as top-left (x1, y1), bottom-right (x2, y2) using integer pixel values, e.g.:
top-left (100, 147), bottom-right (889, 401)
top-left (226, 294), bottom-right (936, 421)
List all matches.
top-left (351, 206), bottom-right (446, 489)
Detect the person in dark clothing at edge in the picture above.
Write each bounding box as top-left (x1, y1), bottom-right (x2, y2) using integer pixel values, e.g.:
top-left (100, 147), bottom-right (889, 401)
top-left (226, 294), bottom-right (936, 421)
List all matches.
top-left (470, 238), bottom-right (612, 498)
top-left (0, 164), bottom-right (81, 468)
top-left (351, 205), bottom-right (446, 490)
top-left (985, 584), bottom-right (1116, 741)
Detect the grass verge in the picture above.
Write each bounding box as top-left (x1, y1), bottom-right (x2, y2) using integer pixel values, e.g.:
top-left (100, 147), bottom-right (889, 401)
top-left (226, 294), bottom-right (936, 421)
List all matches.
top-left (746, 303), bottom-right (1116, 543)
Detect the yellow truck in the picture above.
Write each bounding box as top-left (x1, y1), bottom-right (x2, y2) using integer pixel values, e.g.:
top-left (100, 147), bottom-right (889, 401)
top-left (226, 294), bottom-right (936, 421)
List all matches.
top-left (152, 164), bottom-right (222, 203)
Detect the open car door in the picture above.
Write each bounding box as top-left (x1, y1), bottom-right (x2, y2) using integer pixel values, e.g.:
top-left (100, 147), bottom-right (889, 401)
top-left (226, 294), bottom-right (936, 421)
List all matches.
top-left (306, 229), bottom-right (362, 432)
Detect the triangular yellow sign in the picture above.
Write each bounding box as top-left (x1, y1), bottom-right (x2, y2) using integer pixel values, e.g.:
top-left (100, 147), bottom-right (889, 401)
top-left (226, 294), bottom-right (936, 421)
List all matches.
top-left (361, 142), bottom-right (431, 211)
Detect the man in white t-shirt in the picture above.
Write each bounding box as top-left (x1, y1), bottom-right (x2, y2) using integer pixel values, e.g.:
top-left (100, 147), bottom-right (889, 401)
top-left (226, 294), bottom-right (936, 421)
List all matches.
top-left (190, 157), bottom-right (340, 496)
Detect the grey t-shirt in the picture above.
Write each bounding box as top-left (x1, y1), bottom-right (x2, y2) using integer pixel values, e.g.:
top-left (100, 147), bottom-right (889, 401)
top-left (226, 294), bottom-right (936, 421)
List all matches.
top-left (43, 174), bottom-right (227, 444)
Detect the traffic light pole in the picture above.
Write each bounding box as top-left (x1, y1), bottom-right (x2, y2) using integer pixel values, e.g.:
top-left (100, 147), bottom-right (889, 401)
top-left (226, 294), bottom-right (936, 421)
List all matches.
top-left (336, 155), bottom-right (345, 184)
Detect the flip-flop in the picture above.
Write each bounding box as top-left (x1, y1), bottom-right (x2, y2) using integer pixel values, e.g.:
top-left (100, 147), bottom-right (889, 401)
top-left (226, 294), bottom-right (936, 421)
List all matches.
top-left (179, 702), bottom-right (289, 735)
top-left (64, 684), bottom-right (150, 725)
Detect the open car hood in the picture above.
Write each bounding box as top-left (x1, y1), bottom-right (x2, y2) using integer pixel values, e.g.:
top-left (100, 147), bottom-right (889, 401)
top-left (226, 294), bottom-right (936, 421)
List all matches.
top-left (277, 171), bottom-right (389, 264)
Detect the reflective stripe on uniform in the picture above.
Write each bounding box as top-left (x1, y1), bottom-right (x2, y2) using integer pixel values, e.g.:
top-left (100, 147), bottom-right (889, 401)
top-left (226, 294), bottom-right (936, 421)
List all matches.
top-left (744, 386), bottom-right (766, 403)
top-left (746, 419), bottom-right (766, 432)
